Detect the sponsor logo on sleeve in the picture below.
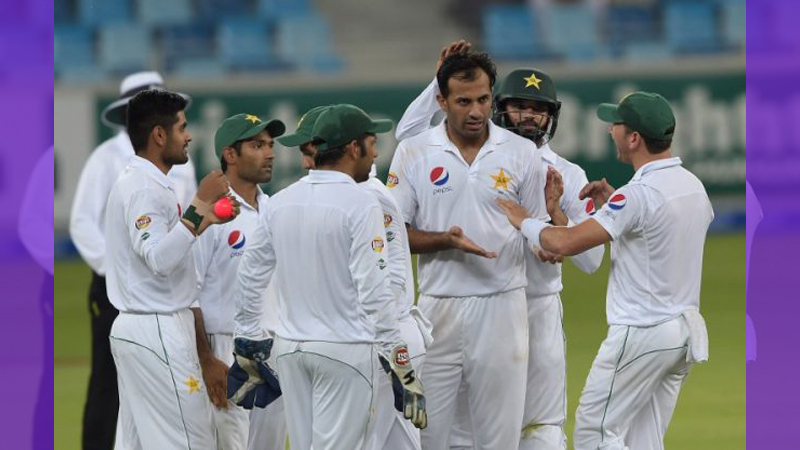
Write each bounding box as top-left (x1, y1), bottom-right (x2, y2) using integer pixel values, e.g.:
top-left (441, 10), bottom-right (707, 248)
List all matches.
top-left (387, 172), bottom-right (399, 188)
top-left (607, 194), bottom-right (627, 210)
top-left (383, 212), bottom-right (393, 227)
top-left (372, 237), bottom-right (385, 253)
top-left (377, 258), bottom-right (387, 270)
top-left (585, 199), bottom-right (596, 216)
top-left (135, 215), bottom-right (151, 230)
top-left (141, 232), bottom-right (150, 241)
top-left (386, 231), bottom-right (395, 242)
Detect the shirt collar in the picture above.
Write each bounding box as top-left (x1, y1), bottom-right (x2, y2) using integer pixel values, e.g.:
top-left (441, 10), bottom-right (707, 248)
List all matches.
top-left (631, 157), bottom-right (683, 181)
top-left (431, 120), bottom-right (511, 158)
top-left (129, 155), bottom-right (176, 191)
top-left (304, 169), bottom-right (357, 185)
top-left (229, 185), bottom-right (267, 212)
top-left (539, 143), bottom-right (558, 166)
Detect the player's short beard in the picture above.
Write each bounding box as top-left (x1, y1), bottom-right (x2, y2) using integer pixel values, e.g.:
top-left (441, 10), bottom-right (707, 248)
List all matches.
top-left (163, 137), bottom-right (189, 166)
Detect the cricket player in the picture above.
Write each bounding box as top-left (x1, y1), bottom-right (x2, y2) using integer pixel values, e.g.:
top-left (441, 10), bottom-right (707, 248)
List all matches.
top-left (105, 89), bottom-right (239, 450)
top-left (233, 104), bottom-right (427, 450)
top-left (69, 71), bottom-right (196, 450)
top-left (387, 50), bottom-right (548, 450)
top-left (396, 41), bottom-right (604, 450)
top-left (277, 105), bottom-right (433, 450)
top-left (192, 113), bottom-right (286, 449)
top-left (498, 92), bottom-right (712, 450)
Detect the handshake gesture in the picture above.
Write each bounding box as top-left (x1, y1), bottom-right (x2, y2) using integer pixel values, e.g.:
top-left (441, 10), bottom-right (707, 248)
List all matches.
top-left (380, 345), bottom-right (428, 429)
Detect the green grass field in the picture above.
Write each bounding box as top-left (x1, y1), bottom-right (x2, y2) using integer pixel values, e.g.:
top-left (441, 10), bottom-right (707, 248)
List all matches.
top-left (55, 233), bottom-right (745, 450)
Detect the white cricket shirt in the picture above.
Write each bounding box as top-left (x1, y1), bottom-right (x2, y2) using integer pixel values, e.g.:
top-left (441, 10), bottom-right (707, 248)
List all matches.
top-left (526, 144), bottom-right (604, 297)
top-left (234, 170), bottom-right (402, 353)
top-left (592, 157), bottom-right (714, 326)
top-left (193, 186), bottom-right (269, 334)
top-left (361, 168), bottom-right (415, 317)
top-left (105, 156), bottom-right (198, 313)
top-left (388, 121), bottom-right (546, 297)
top-left (70, 131), bottom-right (197, 275)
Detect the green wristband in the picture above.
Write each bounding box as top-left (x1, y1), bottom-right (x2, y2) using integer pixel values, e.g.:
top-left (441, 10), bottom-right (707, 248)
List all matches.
top-left (181, 205), bottom-right (204, 232)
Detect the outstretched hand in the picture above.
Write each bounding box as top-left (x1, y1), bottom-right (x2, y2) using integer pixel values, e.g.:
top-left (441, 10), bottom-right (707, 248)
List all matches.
top-left (579, 178), bottom-right (615, 209)
top-left (447, 226), bottom-right (497, 259)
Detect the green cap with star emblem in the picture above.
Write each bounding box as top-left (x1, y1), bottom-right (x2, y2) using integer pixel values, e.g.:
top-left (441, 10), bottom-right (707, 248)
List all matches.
top-left (214, 113), bottom-right (286, 158)
top-left (494, 68), bottom-right (559, 108)
top-left (596, 92), bottom-right (676, 141)
top-left (277, 105), bottom-right (330, 147)
top-left (311, 104), bottom-right (393, 152)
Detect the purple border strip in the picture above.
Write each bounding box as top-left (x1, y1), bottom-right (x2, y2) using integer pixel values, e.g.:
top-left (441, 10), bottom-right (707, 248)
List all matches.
top-left (746, 0), bottom-right (800, 447)
top-left (0, 0), bottom-right (54, 448)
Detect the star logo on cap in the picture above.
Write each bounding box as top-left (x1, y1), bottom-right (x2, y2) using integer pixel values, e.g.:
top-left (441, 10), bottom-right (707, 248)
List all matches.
top-left (490, 169), bottom-right (512, 190)
top-left (244, 114), bottom-right (261, 124)
top-left (185, 375), bottom-right (201, 394)
top-left (523, 73), bottom-right (542, 89)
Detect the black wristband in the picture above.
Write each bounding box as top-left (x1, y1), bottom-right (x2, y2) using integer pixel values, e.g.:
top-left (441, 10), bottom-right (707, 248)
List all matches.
top-left (181, 205), bottom-right (204, 232)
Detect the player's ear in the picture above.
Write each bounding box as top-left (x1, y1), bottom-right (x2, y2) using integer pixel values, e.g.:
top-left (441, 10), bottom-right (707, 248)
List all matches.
top-left (436, 94), bottom-right (447, 111)
top-left (222, 147), bottom-right (236, 166)
top-left (152, 125), bottom-right (167, 147)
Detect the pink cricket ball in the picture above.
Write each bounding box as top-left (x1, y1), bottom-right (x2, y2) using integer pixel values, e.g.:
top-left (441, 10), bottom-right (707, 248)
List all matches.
top-left (213, 197), bottom-right (234, 220)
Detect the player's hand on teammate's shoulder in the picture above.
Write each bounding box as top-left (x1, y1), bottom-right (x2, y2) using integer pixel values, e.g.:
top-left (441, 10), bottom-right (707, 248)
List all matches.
top-left (199, 353), bottom-right (230, 410)
top-left (579, 178), bottom-right (615, 209)
top-left (436, 40), bottom-right (471, 72)
top-left (496, 198), bottom-right (530, 231)
top-left (447, 226), bottom-right (497, 259)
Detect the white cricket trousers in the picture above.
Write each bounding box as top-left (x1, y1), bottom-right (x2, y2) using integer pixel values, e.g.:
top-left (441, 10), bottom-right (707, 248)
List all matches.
top-left (207, 333), bottom-right (250, 450)
top-left (448, 292), bottom-right (567, 450)
top-left (418, 288), bottom-right (528, 450)
top-left (247, 397), bottom-right (287, 450)
top-left (273, 338), bottom-right (376, 450)
top-left (110, 309), bottom-right (215, 450)
top-left (573, 316), bottom-right (693, 450)
top-left (364, 310), bottom-right (432, 450)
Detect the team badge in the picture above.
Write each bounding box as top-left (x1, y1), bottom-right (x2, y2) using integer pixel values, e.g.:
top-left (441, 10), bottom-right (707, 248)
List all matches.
top-left (523, 73), bottom-right (542, 89)
top-left (387, 172), bottom-right (399, 188)
top-left (228, 230), bottom-right (246, 249)
top-left (135, 215), bottom-right (151, 230)
top-left (185, 375), bottom-right (201, 394)
top-left (608, 194), bottom-right (627, 210)
top-left (585, 199), bottom-right (596, 216)
top-left (244, 114), bottom-right (261, 123)
top-left (383, 212), bottom-right (393, 227)
top-left (430, 167), bottom-right (449, 186)
top-left (372, 237), bottom-right (384, 253)
top-left (490, 169), bottom-right (512, 190)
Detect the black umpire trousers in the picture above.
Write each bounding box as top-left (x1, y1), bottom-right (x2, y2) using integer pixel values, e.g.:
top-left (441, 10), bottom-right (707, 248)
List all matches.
top-left (81, 272), bottom-right (119, 450)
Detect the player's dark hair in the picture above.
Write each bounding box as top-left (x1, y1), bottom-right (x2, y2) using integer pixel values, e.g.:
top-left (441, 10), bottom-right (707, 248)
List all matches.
top-left (126, 89), bottom-right (187, 154)
top-left (221, 139), bottom-right (248, 173)
top-left (313, 133), bottom-right (370, 167)
top-left (624, 125), bottom-right (672, 154)
top-left (436, 51), bottom-right (497, 98)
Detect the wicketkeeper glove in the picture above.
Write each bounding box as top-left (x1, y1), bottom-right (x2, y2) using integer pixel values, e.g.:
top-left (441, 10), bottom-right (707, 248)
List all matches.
top-left (379, 345), bottom-right (427, 429)
top-left (227, 337), bottom-right (281, 409)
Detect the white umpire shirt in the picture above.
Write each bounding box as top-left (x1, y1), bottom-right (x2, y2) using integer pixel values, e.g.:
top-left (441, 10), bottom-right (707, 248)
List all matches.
top-left (388, 121), bottom-right (546, 298)
top-left (591, 157), bottom-right (714, 326)
top-left (70, 130), bottom-right (197, 276)
top-left (234, 170), bottom-right (403, 354)
top-left (361, 165), bottom-right (415, 317)
top-left (193, 186), bottom-right (269, 334)
top-left (527, 144), bottom-right (604, 297)
top-left (105, 156), bottom-right (199, 313)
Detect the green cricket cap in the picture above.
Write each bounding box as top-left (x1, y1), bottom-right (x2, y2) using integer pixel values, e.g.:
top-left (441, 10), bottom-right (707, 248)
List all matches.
top-left (277, 105), bottom-right (330, 147)
top-left (311, 104), bottom-right (393, 152)
top-left (596, 92), bottom-right (676, 140)
top-left (214, 113), bottom-right (286, 158)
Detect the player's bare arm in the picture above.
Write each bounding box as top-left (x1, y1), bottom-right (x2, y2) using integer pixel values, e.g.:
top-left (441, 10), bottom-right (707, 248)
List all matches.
top-left (497, 198), bottom-right (610, 256)
top-left (191, 308), bottom-right (229, 410)
top-left (406, 223), bottom-right (497, 259)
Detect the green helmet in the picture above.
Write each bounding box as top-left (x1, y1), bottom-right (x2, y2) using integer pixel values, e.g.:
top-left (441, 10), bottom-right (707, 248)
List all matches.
top-left (493, 68), bottom-right (561, 145)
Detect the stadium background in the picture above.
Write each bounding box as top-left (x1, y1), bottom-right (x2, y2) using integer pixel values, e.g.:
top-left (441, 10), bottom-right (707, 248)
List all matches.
top-left (54, 0), bottom-right (745, 449)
